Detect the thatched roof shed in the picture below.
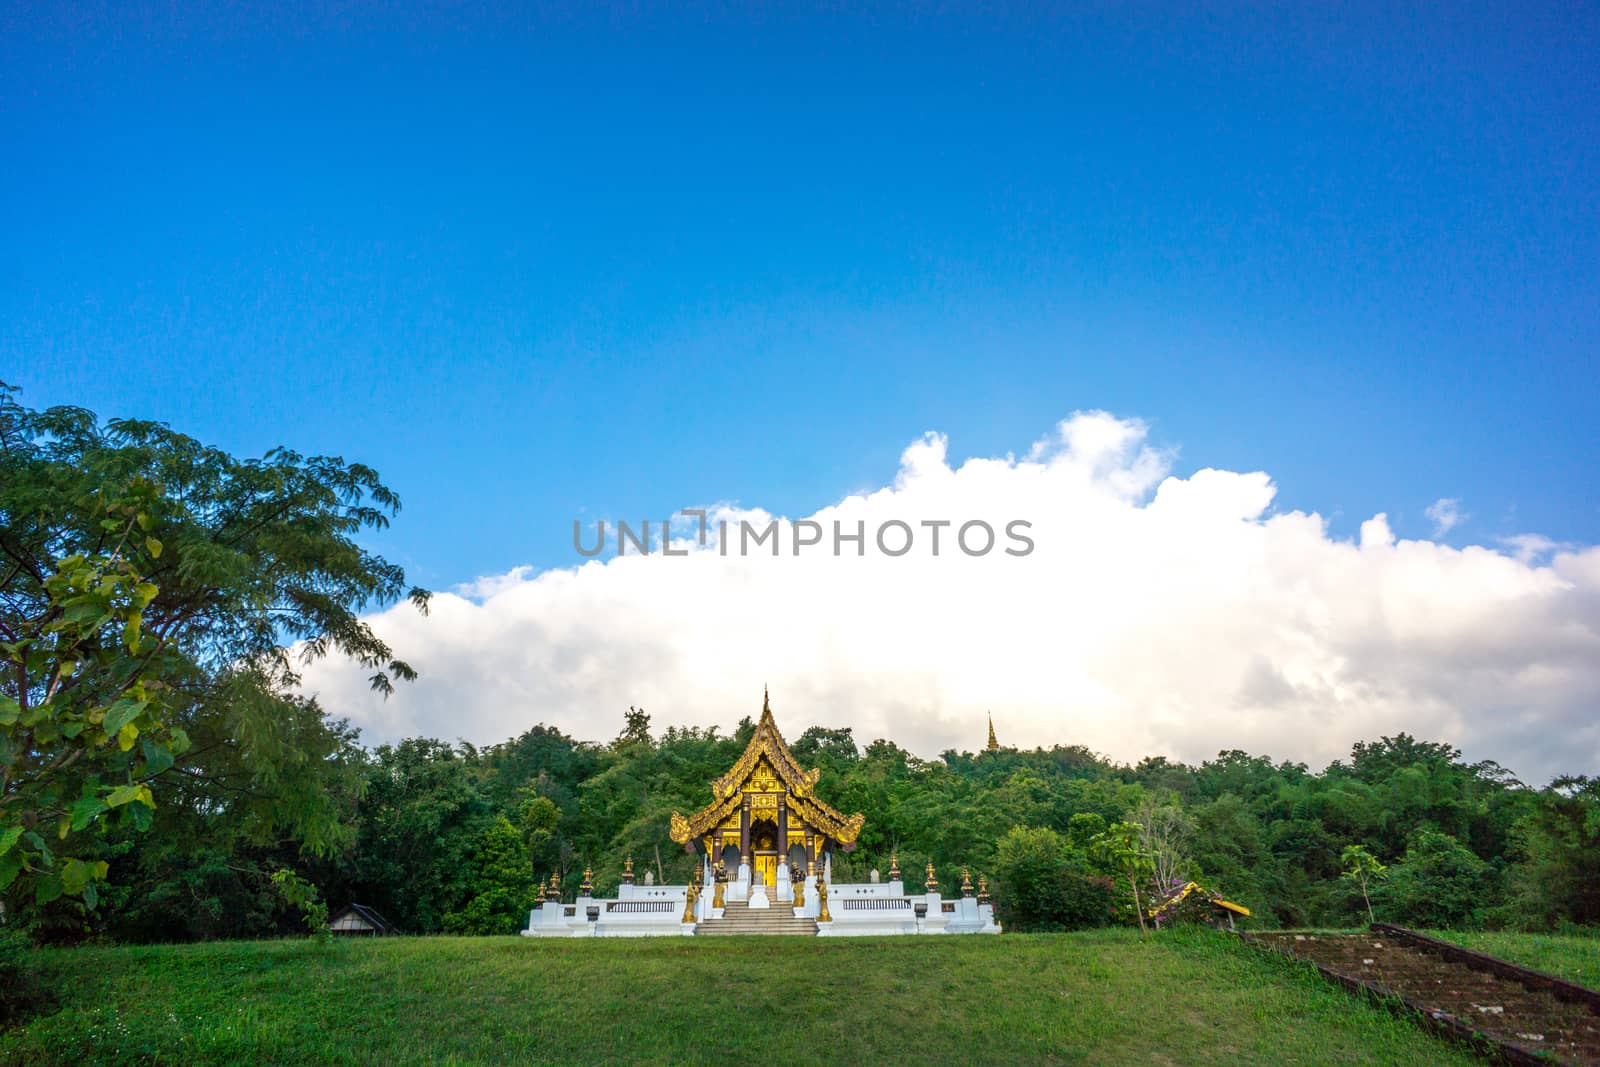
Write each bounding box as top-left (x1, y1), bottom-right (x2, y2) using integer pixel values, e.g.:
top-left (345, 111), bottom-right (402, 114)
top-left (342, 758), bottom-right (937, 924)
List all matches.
top-left (1149, 881), bottom-right (1250, 931)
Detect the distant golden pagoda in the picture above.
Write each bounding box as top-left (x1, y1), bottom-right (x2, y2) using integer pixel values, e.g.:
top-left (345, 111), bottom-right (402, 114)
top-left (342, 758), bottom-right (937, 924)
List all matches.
top-left (670, 689), bottom-right (865, 889)
top-left (986, 712), bottom-right (999, 752)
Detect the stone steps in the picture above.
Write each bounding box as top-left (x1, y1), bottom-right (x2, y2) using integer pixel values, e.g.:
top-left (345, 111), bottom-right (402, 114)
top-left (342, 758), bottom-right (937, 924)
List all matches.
top-left (1251, 929), bottom-right (1600, 1064)
top-left (696, 900), bottom-right (817, 937)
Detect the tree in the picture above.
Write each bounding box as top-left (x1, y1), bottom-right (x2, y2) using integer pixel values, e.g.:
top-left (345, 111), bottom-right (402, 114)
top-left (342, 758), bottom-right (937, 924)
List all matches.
top-left (616, 707), bottom-right (652, 749)
top-left (1348, 735), bottom-right (1461, 783)
top-left (991, 826), bottom-right (1112, 932)
top-left (519, 790), bottom-right (562, 874)
top-left (991, 826), bottom-right (1067, 931)
top-left (1, 383), bottom-right (428, 910)
top-left (1511, 776), bottom-right (1600, 927)
top-left (1189, 793), bottom-right (1268, 913)
top-left (1340, 844), bottom-right (1386, 925)
top-left (325, 738), bottom-right (491, 933)
top-left (0, 485), bottom-right (187, 907)
top-left (793, 726), bottom-right (859, 770)
top-left (270, 868), bottom-right (330, 943)
top-left (1379, 828), bottom-right (1488, 929)
top-left (443, 815), bottom-right (536, 935)
top-left (1067, 812), bottom-right (1107, 852)
top-left (1133, 797), bottom-right (1194, 894)
top-left (87, 691), bottom-right (369, 944)
top-left (1091, 821), bottom-right (1155, 932)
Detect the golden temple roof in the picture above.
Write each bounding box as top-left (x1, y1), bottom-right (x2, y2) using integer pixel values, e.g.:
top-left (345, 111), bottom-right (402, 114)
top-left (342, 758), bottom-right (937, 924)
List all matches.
top-left (669, 689), bottom-right (865, 846)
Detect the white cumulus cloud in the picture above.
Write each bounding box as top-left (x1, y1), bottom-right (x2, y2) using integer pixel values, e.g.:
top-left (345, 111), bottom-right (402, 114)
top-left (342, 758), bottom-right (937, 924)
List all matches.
top-left (300, 412), bottom-right (1600, 786)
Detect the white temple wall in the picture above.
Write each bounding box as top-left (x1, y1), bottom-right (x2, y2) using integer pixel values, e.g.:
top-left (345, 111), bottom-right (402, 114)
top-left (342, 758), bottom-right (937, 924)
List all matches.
top-left (524, 881), bottom-right (999, 937)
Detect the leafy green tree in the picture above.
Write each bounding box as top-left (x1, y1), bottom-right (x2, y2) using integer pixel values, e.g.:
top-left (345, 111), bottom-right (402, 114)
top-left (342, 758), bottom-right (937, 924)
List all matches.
top-left (85, 695), bottom-right (368, 944)
top-left (270, 868), bottom-right (330, 943)
top-left (1, 384), bottom-right (428, 915)
top-left (1067, 812), bottom-right (1107, 852)
top-left (1340, 844), bottom-right (1386, 925)
top-left (327, 738), bottom-right (490, 933)
top-left (1379, 828), bottom-right (1488, 928)
top-left (519, 790), bottom-right (562, 874)
top-left (1134, 796), bottom-right (1194, 892)
top-left (1349, 735), bottom-right (1462, 783)
top-left (1091, 821), bottom-right (1155, 932)
top-left (991, 826), bottom-right (1112, 932)
top-left (1189, 793), bottom-right (1267, 910)
top-left (0, 513), bottom-right (185, 907)
top-left (479, 724), bottom-right (599, 811)
top-left (991, 826), bottom-right (1069, 931)
top-left (1131, 756), bottom-right (1198, 802)
top-left (1511, 776), bottom-right (1600, 927)
top-left (616, 707), bottom-right (652, 749)
top-left (793, 726), bottom-right (859, 771)
top-left (443, 815), bottom-right (536, 935)
top-left (1195, 750), bottom-right (1281, 802)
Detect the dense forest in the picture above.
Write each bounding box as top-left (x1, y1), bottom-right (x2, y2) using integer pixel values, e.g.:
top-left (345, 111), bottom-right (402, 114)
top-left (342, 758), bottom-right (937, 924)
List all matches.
top-left (21, 704), bottom-right (1600, 943)
top-left (3, 385), bottom-right (1597, 945)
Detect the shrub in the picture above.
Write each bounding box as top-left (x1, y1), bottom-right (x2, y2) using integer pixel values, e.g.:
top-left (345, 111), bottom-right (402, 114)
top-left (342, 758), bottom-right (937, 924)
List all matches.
top-left (992, 826), bottom-right (1115, 932)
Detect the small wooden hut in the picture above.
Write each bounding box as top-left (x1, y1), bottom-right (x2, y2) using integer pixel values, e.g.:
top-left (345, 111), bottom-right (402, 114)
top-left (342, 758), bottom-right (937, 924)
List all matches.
top-left (327, 903), bottom-right (396, 937)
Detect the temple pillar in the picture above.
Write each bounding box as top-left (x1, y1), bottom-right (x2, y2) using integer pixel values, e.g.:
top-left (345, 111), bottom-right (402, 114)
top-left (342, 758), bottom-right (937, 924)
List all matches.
top-left (731, 797), bottom-right (752, 901)
top-left (775, 798), bottom-right (792, 902)
top-left (739, 798), bottom-right (750, 861)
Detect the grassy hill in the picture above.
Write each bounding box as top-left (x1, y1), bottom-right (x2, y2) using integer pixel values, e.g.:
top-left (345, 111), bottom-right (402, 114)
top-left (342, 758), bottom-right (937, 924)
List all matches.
top-left (1427, 929), bottom-right (1600, 989)
top-left (4, 929), bottom-right (1481, 1066)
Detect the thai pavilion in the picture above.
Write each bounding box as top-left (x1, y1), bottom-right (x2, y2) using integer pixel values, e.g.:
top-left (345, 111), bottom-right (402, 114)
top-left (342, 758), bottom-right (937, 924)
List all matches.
top-left (524, 691), bottom-right (1000, 937)
top-left (669, 689), bottom-right (865, 892)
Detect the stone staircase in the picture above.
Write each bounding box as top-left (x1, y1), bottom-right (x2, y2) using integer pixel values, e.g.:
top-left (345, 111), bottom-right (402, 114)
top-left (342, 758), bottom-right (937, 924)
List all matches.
top-left (1252, 927), bottom-right (1600, 1064)
top-left (696, 899), bottom-right (818, 936)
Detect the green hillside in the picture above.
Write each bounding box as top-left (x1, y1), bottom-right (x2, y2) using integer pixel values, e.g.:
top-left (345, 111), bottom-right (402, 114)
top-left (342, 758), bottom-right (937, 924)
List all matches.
top-left (4, 930), bottom-right (1478, 1066)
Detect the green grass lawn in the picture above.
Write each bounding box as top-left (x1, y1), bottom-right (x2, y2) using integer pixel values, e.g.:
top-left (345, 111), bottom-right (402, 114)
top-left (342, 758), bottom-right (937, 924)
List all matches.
top-left (1426, 929), bottom-right (1600, 989)
top-left (4, 929), bottom-right (1482, 1066)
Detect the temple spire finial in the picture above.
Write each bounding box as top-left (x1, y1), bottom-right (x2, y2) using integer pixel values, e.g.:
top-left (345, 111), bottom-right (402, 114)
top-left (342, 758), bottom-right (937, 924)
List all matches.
top-left (763, 685), bottom-right (770, 716)
top-left (986, 712), bottom-right (999, 752)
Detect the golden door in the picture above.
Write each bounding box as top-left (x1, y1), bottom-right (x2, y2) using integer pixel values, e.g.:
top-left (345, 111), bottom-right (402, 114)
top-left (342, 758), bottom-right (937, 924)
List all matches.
top-left (753, 854), bottom-right (777, 887)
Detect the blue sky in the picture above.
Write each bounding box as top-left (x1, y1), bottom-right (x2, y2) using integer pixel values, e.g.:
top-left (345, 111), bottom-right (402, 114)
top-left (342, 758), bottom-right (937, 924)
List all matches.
top-left (5, 3), bottom-right (1597, 593)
